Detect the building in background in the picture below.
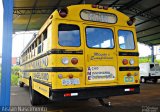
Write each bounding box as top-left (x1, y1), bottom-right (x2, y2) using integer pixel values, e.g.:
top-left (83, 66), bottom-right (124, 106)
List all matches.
top-left (0, 56), bottom-right (18, 66)
top-left (12, 57), bottom-right (18, 66)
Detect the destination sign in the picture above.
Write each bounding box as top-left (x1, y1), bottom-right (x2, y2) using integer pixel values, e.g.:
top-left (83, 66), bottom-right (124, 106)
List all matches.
top-left (81, 10), bottom-right (117, 23)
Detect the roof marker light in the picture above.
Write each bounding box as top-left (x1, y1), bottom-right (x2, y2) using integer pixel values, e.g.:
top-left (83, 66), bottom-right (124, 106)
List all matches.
top-left (59, 8), bottom-right (68, 18)
top-left (92, 4), bottom-right (98, 8)
top-left (103, 6), bottom-right (108, 10)
top-left (98, 5), bottom-right (103, 9)
top-left (127, 17), bottom-right (136, 26)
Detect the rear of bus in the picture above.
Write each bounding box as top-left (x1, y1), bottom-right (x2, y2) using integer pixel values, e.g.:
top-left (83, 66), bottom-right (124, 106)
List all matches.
top-left (49, 4), bottom-right (140, 101)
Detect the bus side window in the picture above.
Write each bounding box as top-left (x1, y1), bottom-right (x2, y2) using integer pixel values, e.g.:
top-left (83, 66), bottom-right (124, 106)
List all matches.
top-left (31, 43), bottom-right (34, 58)
top-left (42, 29), bottom-right (48, 52)
top-left (35, 40), bottom-right (37, 56)
top-left (29, 47), bottom-right (31, 59)
top-left (38, 36), bottom-right (42, 54)
top-left (43, 29), bottom-right (47, 40)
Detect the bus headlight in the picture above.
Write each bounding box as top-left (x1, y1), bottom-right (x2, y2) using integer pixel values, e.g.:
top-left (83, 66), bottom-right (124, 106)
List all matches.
top-left (62, 57), bottom-right (69, 65)
top-left (129, 59), bottom-right (134, 65)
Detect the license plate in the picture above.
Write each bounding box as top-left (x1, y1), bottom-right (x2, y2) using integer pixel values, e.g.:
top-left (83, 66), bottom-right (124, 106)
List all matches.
top-left (124, 76), bottom-right (134, 82)
top-left (62, 78), bottom-right (80, 85)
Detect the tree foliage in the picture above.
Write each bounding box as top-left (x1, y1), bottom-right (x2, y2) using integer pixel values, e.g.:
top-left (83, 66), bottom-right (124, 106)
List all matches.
top-left (12, 66), bottom-right (20, 75)
top-left (139, 56), bottom-right (160, 63)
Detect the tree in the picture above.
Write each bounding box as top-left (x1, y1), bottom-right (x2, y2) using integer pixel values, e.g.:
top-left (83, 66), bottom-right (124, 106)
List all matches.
top-left (12, 66), bottom-right (20, 75)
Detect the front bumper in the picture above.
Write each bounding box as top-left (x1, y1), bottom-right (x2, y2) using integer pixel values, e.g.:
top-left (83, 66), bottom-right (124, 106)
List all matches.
top-left (49, 84), bottom-right (140, 101)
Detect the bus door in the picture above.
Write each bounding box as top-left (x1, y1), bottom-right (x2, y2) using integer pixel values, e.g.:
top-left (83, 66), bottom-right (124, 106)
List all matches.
top-left (116, 27), bottom-right (139, 84)
top-left (83, 24), bottom-right (118, 85)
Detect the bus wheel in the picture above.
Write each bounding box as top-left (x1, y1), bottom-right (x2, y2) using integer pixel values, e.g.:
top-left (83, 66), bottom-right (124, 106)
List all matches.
top-left (141, 77), bottom-right (146, 83)
top-left (153, 79), bottom-right (158, 83)
top-left (29, 79), bottom-right (41, 105)
top-left (98, 98), bottom-right (111, 107)
top-left (19, 81), bottom-right (24, 87)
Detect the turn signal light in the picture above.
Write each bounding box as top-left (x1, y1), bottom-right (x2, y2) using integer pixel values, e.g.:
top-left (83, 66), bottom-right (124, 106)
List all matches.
top-left (59, 8), bottom-right (68, 18)
top-left (71, 58), bottom-right (78, 65)
top-left (122, 59), bottom-right (128, 65)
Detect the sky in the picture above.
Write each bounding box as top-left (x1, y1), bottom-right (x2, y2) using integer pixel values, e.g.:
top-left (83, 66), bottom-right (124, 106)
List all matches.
top-left (0, 0), bottom-right (154, 58)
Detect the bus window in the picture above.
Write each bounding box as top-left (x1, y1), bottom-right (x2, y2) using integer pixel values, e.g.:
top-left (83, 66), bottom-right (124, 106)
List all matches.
top-left (86, 27), bottom-right (114, 48)
top-left (118, 30), bottom-right (135, 50)
top-left (43, 29), bottom-right (47, 40)
top-left (58, 24), bottom-right (80, 47)
top-left (38, 37), bottom-right (42, 54)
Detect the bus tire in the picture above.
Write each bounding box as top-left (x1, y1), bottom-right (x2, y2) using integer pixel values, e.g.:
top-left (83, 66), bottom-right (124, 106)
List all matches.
top-left (153, 79), bottom-right (158, 83)
top-left (19, 82), bottom-right (24, 87)
top-left (141, 77), bottom-right (146, 83)
top-left (29, 78), bottom-right (41, 105)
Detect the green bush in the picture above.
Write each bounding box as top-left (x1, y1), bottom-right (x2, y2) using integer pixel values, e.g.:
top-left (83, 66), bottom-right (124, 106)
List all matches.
top-left (11, 74), bottom-right (19, 86)
top-left (12, 66), bottom-right (20, 75)
top-left (11, 66), bottom-right (20, 86)
top-left (0, 66), bottom-right (20, 86)
top-left (139, 57), bottom-right (160, 64)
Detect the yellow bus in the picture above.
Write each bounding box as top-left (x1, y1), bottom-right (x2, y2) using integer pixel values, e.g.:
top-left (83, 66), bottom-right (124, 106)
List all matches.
top-left (19, 4), bottom-right (140, 106)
